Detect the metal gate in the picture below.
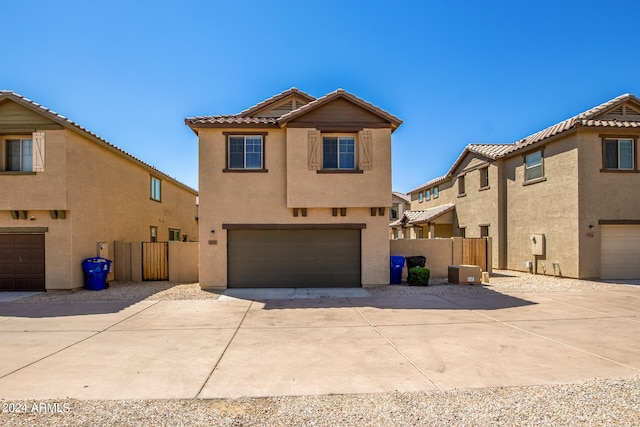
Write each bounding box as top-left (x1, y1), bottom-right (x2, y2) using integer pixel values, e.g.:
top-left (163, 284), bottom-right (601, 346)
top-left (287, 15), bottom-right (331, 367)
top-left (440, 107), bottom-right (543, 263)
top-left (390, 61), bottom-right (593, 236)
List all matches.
top-left (462, 238), bottom-right (488, 271)
top-left (142, 242), bottom-right (168, 280)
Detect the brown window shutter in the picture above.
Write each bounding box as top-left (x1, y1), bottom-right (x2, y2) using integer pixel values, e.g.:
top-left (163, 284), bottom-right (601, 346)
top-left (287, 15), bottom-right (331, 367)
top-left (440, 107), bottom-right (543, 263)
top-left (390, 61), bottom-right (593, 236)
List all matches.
top-left (308, 130), bottom-right (321, 170)
top-left (32, 132), bottom-right (45, 172)
top-left (358, 130), bottom-right (373, 171)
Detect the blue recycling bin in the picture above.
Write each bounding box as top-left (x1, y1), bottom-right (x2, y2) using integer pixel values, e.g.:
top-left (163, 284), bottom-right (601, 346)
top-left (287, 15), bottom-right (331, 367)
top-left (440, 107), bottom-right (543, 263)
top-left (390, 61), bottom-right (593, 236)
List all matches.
top-left (82, 257), bottom-right (112, 291)
top-left (390, 256), bottom-right (405, 284)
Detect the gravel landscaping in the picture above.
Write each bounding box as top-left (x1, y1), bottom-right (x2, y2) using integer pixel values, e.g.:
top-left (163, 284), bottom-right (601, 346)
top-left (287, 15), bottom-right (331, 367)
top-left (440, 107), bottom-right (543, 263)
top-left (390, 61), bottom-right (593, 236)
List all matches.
top-left (4, 270), bottom-right (640, 426)
top-left (3, 377), bottom-right (640, 426)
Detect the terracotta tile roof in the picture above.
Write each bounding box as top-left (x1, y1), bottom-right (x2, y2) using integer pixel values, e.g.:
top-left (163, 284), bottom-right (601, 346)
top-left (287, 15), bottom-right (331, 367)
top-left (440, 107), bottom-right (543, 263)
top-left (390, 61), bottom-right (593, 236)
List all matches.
top-left (390, 203), bottom-right (455, 227)
top-left (506, 93), bottom-right (640, 154)
top-left (186, 88), bottom-right (403, 132)
top-left (409, 93), bottom-right (640, 195)
top-left (238, 87), bottom-right (315, 117)
top-left (408, 174), bottom-right (450, 194)
top-left (467, 143), bottom-right (513, 159)
top-left (392, 191), bottom-right (411, 203)
top-left (0, 90), bottom-right (197, 194)
top-left (277, 89), bottom-right (403, 129)
top-left (185, 115), bottom-right (278, 125)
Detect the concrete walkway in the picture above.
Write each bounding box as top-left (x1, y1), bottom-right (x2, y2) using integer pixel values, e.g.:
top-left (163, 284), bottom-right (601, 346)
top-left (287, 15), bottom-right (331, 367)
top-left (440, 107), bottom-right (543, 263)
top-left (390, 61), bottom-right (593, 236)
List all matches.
top-left (0, 287), bottom-right (639, 400)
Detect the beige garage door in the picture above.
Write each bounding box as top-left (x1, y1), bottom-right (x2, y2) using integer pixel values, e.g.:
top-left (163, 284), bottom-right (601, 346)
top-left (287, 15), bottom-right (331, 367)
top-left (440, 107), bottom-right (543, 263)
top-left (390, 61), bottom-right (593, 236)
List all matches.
top-left (228, 229), bottom-right (361, 288)
top-left (601, 225), bottom-right (640, 279)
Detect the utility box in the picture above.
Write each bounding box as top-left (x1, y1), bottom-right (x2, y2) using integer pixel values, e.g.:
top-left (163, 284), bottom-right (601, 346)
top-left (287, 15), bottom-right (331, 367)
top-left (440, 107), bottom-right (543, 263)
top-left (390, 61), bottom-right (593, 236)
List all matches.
top-left (448, 265), bottom-right (482, 285)
top-left (531, 234), bottom-right (545, 256)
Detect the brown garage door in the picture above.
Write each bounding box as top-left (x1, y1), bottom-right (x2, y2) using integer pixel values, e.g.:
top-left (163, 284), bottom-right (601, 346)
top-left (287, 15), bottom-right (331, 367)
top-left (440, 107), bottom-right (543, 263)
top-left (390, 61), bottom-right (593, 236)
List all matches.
top-left (228, 229), bottom-right (361, 288)
top-left (0, 234), bottom-right (45, 291)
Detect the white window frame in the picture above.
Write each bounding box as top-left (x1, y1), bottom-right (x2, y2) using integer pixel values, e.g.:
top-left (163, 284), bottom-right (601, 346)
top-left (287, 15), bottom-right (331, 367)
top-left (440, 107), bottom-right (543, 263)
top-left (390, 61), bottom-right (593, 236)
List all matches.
top-left (322, 136), bottom-right (356, 170)
top-left (4, 137), bottom-right (33, 172)
top-left (168, 228), bottom-right (181, 241)
top-left (480, 166), bottom-right (489, 189)
top-left (228, 135), bottom-right (264, 170)
top-left (525, 150), bottom-right (544, 182)
top-left (151, 176), bottom-right (161, 201)
top-left (419, 192), bottom-right (424, 203)
top-left (433, 186), bottom-right (439, 198)
top-left (603, 138), bottom-right (635, 171)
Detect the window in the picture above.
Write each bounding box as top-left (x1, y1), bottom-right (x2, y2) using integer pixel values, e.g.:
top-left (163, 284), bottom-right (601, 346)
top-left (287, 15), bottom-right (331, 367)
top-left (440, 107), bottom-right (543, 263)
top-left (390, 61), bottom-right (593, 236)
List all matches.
top-left (227, 135), bottom-right (264, 170)
top-left (433, 186), bottom-right (439, 198)
top-left (150, 176), bottom-right (161, 201)
top-left (525, 151), bottom-right (544, 182)
top-left (169, 229), bottom-right (181, 241)
top-left (419, 192), bottom-right (424, 203)
top-left (323, 136), bottom-right (355, 169)
top-left (458, 175), bottom-right (466, 195)
top-left (480, 225), bottom-right (489, 238)
top-left (603, 138), bottom-right (635, 170)
top-left (425, 189), bottom-right (431, 200)
top-left (480, 167), bottom-right (489, 189)
top-left (390, 205), bottom-right (398, 220)
top-left (5, 138), bottom-right (32, 172)
top-left (150, 226), bottom-right (158, 242)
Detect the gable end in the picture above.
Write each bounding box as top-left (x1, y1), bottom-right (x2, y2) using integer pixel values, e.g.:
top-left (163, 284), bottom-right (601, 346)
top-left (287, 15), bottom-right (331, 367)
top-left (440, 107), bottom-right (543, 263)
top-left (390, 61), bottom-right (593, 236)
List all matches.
top-left (285, 98), bottom-right (393, 130)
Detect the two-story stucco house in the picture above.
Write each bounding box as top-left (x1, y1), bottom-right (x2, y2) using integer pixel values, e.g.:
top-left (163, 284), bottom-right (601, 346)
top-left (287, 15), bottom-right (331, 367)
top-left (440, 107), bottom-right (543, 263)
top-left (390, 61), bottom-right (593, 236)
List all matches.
top-left (398, 93), bottom-right (640, 280)
top-left (0, 91), bottom-right (198, 291)
top-left (186, 88), bottom-right (402, 288)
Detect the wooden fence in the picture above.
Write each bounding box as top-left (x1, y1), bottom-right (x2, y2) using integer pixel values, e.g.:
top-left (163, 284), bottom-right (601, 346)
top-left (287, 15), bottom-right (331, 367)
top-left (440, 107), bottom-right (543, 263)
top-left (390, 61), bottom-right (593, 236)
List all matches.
top-left (142, 242), bottom-right (169, 281)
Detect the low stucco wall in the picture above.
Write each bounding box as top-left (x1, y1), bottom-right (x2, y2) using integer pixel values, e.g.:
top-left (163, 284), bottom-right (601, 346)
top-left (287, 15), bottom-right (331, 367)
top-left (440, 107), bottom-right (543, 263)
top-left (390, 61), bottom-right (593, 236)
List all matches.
top-left (169, 241), bottom-right (199, 283)
top-left (390, 238), bottom-right (454, 278)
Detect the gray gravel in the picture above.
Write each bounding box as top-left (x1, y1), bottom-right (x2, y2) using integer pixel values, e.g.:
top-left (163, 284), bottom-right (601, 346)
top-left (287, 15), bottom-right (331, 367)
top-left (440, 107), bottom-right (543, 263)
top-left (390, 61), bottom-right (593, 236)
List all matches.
top-left (2, 377), bottom-right (639, 426)
top-left (5, 270), bottom-right (640, 426)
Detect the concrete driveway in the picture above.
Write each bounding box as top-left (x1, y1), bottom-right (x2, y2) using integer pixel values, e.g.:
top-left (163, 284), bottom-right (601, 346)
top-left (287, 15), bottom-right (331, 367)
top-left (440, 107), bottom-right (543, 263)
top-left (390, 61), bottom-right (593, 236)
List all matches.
top-left (0, 286), bottom-right (639, 400)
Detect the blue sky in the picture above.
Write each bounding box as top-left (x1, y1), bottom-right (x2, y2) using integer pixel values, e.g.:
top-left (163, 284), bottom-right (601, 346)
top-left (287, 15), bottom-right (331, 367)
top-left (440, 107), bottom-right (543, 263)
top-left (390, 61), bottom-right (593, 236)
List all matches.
top-left (2, 0), bottom-right (640, 192)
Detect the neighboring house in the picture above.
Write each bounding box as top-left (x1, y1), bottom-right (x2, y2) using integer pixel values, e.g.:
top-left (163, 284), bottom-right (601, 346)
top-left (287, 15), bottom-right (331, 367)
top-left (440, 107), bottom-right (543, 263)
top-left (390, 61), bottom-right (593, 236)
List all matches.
top-left (0, 91), bottom-right (198, 291)
top-left (402, 93), bottom-right (640, 280)
top-left (389, 191), bottom-right (410, 238)
top-left (186, 88), bottom-right (402, 288)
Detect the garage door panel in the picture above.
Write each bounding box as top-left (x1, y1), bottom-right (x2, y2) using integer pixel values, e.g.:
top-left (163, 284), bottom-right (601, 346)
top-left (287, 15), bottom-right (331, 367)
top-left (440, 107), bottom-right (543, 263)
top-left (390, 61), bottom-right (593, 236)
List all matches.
top-left (601, 225), bottom-right (640, 279)
top-left (0, 234), bottom-right (45, 291)
top-left (228, 229), bottom-right (361, 288)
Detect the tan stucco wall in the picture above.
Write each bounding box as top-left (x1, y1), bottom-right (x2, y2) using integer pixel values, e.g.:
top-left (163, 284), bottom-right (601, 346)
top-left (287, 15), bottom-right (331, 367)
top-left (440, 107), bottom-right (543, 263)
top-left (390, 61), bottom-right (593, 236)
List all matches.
top-left (286, 128), bottom-right (392, 207)
top-left (198, 127), bottom-right (391, 288)
top-left (390, 238), bottom-right (454, 278)
top-left (505, 136), bottom-right (579, 277)
top-left (451, 157), bottom-right (501, 269)
top-left (577, 129), bottom-right (640, 278)
top-left (410, 179), bottom-right (455, 211)
top-left (1, 127), bottom-right (198, 290)
top-left (408, 155), bottom-right (502, 268)
top-left (65, 130), bottom-right (198, 289)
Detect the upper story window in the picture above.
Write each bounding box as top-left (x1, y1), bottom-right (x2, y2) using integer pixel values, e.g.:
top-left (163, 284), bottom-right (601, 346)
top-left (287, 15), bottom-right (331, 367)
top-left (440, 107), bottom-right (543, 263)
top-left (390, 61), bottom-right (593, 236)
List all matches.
top-left (390, 204), bottom-right (399, 220)
top-left (525, 150), bottom-right (544, 182)
top-left (480, 166), bottom-right (489, 189)
top-left (603, 137), bottom-right (635, 171)
top-left (5, 138), bottom-right (33, 172)
top-left (229, 135), bottom-right (263, 169)
top-left (458, 175), bottom-right (466, 196)
top-left (150, 176), bottom-right (161, 201)
top-left (433, 186), bottom-right (439, 198)
top-left (419, 192), bottom-right (424, 203)
top-left (425, 189), bottom-right (431, 200)
top-left (322, 136), bottom-right (355, 170)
